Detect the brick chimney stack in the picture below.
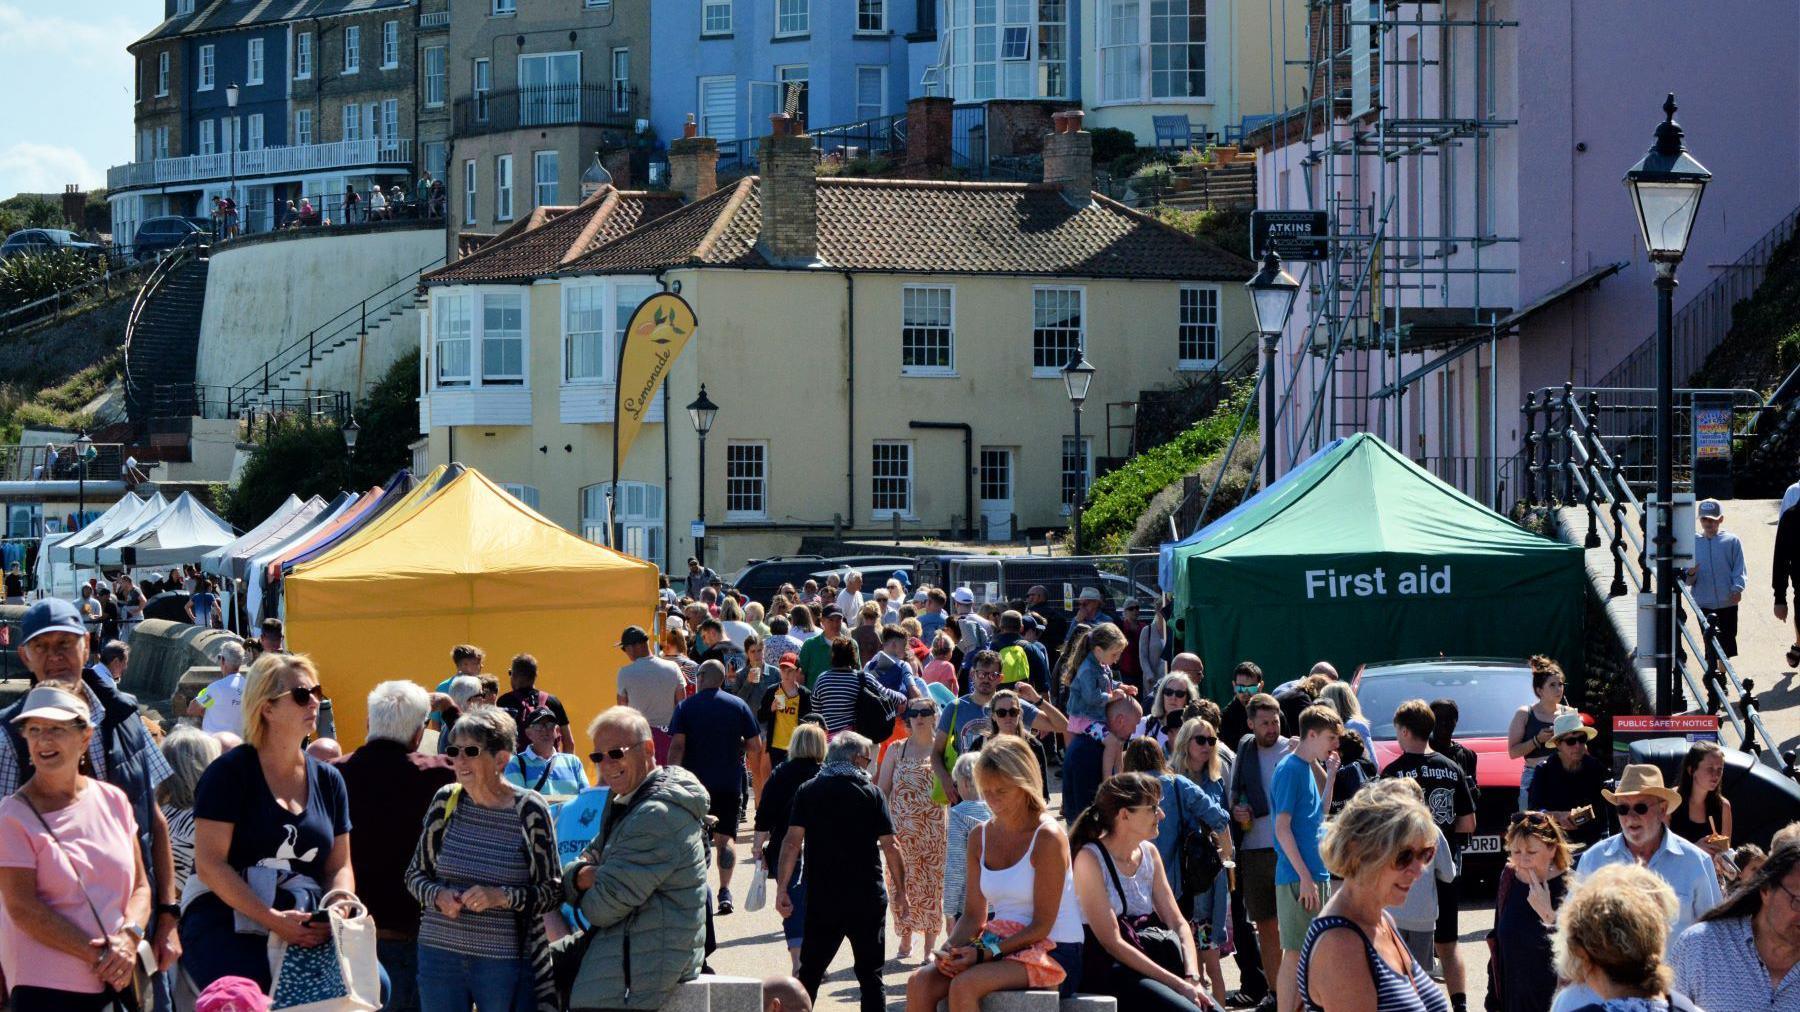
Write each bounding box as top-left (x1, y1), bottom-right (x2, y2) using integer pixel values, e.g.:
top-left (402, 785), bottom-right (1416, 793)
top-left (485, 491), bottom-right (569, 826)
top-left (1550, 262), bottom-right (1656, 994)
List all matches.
top-left (667, 114), bottom-right (718, 201)
top-left (757, 113), bottom-right (818, 265)
top-left (62, 184), bottom-right (85, 230)
top-left (906, 96), bottom-right (954, 173)
top-left (1042, 111), bottom-right (1093, 206)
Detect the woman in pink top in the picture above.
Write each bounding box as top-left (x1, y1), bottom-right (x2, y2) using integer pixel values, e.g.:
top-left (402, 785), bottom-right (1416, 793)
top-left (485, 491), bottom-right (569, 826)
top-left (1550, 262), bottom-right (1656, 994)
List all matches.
top-left (921, 634), bottom-right (959, 693)
top-left (0, 684), bottom-right (151, 1011)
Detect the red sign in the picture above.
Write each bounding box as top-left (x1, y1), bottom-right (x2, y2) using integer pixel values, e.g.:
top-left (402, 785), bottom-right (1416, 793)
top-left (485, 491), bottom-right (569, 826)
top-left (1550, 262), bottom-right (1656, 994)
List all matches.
top-left (1610, 714), bottom-right (1720, 776)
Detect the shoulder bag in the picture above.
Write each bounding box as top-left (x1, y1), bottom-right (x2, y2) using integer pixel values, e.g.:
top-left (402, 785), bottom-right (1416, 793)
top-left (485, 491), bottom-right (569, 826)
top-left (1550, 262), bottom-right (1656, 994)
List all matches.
top-left (851, 671), bottom-right (899, 742)
top-left (1080, 842), bottom-right (1189, 986)
top-left (1173, 782), bottom-right (1224, 907)
top-left (18, 791), bottom-right (155, 1012)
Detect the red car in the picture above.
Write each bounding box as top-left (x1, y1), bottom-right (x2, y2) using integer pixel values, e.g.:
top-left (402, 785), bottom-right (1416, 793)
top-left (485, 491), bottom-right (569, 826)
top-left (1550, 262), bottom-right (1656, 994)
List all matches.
top-left (1352, 658), bottom-right (1583, 862)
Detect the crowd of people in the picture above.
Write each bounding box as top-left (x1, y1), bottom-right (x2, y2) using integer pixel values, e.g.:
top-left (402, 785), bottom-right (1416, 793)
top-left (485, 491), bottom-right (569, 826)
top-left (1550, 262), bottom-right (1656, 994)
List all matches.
top-left (0, 557), bottom-right (1795, 1012)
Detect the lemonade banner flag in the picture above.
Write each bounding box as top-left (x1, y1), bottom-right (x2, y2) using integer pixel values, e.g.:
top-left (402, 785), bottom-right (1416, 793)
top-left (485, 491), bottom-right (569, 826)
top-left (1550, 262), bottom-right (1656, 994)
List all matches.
top-left (608, 292), bottom-right (698, 543)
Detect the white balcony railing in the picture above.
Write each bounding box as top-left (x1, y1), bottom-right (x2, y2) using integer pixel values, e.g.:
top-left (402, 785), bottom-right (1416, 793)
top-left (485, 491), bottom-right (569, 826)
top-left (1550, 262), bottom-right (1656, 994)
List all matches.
top-left (108, 139), bottom-right (414, 191)
top-left (419, 10), bottom-right (449, 28)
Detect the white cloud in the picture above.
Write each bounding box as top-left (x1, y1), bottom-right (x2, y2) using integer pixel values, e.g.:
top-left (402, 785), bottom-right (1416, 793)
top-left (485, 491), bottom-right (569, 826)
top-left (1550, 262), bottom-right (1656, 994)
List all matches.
top-left (0, 142), bottom-right (103, 198)
top-left (0, 2), bottom-right (145, 75)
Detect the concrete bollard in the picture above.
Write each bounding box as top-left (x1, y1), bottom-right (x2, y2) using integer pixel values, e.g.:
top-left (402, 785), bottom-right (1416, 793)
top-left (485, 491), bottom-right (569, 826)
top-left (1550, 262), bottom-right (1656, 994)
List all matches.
top-left (662, 974), bottom-right (764, 1011)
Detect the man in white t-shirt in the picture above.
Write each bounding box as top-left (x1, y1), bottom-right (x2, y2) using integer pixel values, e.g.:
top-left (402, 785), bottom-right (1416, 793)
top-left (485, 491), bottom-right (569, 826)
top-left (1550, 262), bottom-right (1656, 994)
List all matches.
top-left (615, 625), bottom-right (687, 764)
top-left (836, 572), bottom-right (865, 627)
top-left (189, 639), bottom-right (249, 735)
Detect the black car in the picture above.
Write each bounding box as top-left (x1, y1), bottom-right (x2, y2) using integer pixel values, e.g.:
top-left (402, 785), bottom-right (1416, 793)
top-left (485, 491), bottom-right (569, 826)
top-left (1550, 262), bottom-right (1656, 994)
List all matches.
top-left (130, 216), bottom-right (213, 261)
top-left (0, 228), bottom-right (105, 263)
top-left (727, 555), bottom-right (831, 604)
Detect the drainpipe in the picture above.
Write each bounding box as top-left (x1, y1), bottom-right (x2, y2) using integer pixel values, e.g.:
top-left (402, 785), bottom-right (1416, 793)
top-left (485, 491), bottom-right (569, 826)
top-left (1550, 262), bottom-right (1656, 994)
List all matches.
top-left (843, 271), bottom-right (856, 527)
top-left (909, 421), bottom-right (973, 540)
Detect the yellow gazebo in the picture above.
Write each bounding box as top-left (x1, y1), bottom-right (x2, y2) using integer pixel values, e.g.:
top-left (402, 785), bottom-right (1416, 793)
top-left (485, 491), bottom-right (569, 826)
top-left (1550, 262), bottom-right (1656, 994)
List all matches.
top-left (284, 468), bottom-right (658, 747)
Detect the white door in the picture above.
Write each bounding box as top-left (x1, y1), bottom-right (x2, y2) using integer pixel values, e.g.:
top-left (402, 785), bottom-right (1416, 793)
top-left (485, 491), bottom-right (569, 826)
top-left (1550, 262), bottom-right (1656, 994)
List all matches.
top-left (979, 447), bottom-right (1014, 540)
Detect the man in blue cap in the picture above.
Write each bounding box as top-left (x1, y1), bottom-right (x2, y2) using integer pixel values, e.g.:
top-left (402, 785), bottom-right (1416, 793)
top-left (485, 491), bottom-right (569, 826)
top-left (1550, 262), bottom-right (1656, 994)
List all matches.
top-left (0, 598), bottom-right (181, 1003)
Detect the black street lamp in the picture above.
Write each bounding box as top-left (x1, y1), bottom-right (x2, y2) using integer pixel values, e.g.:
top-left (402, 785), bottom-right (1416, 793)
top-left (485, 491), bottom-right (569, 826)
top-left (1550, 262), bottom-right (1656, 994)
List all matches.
top-left (74, 431), bottom-right (93, 531)
top-left (1625, 93), bottom-right (1711, 716)
top-left (225, 82), bottom-right (239, 237)
top-left (1246, 249), bottom-right (1301, 487)
top-left (342, 415), bottom-right (360, 457)
top-left (1063, 354), bottom-right (1096, 555)
top-left (686, 385), bottom-right (718, 566)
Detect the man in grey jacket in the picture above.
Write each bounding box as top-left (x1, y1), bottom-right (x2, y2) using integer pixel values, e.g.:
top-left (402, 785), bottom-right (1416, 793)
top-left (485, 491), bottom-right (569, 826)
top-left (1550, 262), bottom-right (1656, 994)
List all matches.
top-left (561, 706), bottom-right (710, 1010)
top-left (1687, 498), bottom-right (1747, 683)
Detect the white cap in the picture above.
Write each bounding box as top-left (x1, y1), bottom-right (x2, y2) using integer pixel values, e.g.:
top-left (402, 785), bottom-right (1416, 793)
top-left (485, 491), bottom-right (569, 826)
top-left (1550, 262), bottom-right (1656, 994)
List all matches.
top-left (952, 587), bottom-right (975, 605)
top-left (10, 685), bottom-right (88, 726)
top-left (1077, 586), bottom-right (1104, 603)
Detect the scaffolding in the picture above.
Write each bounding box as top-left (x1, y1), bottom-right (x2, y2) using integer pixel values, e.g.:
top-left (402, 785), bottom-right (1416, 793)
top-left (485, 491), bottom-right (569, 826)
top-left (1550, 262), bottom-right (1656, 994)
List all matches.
top-left (1264, 1), bottom-right (1520, 505)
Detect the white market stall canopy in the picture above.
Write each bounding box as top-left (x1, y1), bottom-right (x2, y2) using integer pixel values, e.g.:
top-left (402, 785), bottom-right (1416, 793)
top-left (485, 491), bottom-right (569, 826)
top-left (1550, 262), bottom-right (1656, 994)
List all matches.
top-left (63, 493), bottom-right (167, 567)
top-left (93, 492), bottom-right (237, 568)
top-left (201, 495), bottom-right (328, 583)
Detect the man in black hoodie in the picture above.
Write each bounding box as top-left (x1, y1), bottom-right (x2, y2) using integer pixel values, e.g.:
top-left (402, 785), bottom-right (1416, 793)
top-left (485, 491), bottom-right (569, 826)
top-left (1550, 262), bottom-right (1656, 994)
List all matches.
top-left (1774, 499), bottom-right (1800, 668)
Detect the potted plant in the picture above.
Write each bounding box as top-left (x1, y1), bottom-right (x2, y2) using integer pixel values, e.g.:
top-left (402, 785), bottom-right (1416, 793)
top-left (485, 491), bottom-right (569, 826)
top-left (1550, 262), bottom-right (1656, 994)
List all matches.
top-left (1212, 144), bottom-right (1236, 165)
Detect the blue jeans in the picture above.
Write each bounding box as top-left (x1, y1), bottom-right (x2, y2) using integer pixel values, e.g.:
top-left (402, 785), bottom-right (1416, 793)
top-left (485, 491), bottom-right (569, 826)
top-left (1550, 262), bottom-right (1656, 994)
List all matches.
top-left (1051, 941), bottom-right (1083, 998)
top-left (1061, 734), bottom-right (1104, 823)
top-left (378, 938), bottom-right (421, 1012)
top-left (417, 944), bottom-right (534, 1012)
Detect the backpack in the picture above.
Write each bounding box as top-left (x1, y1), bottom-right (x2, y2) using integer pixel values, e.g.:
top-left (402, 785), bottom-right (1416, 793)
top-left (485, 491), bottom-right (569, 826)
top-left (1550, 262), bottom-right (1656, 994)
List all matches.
top-left (851, 673), bottom-right (898, 742)
top-left (998, 642), bottom-right (1032, 685)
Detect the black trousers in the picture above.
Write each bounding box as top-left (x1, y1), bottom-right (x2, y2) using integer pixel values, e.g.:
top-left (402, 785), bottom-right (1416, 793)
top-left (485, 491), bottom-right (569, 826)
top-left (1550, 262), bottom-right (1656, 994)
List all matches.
top-left (8, 986), bottom-right (118, 1012)
top-left (796, 899), bottom-right (887, 1012)
top-left (1230, 875), bottom-right (1269, 1000)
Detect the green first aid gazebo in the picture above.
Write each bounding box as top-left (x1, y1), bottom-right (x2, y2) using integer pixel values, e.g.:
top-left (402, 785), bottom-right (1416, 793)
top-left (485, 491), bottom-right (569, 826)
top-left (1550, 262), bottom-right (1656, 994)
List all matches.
top-left (1162, 434), bottom-right (1586, 701)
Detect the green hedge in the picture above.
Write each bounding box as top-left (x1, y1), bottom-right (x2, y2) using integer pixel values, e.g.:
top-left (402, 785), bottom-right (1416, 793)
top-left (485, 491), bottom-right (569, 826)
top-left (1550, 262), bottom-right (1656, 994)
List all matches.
top-left (0, 249), bottom-right (103, 313)
top-left (1078, 381), bottom-right (1252, 551)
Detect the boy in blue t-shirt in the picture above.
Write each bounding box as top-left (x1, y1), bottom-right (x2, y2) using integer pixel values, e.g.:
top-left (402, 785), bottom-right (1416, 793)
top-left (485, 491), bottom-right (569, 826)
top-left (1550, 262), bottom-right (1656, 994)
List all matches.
top-left (1272, 703), bottom-right (1342, 1012)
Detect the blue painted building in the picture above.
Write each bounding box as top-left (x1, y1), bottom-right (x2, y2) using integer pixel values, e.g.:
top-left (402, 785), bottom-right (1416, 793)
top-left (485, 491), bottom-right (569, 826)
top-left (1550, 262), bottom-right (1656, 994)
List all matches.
top-left (181, 23), bottom-right (292, 159)
top-left (649, 0), bottom-right (935, 149)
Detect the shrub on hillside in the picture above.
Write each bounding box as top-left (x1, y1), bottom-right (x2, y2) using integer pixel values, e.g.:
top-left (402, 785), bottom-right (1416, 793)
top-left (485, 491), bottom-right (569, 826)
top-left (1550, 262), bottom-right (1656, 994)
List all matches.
top-left (0, 249), bottom-right (102, 313)
top-left (1078, 381), bottom-right (1252, 551)
top-left (1089, 128), bottom-right (1138, 166)
top-left (1154, 206), bottom-right (1253, 262)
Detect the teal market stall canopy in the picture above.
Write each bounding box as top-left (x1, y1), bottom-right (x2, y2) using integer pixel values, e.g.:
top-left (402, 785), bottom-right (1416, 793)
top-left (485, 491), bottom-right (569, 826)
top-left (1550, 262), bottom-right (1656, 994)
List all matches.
top-left (1160, 434), bottom-right (1586, 701)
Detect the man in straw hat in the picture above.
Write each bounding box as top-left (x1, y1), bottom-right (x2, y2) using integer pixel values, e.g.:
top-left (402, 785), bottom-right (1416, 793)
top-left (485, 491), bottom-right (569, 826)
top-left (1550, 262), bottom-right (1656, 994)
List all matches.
top-left (1575, 763), bottom-right (1722, 943)
top-left (1525, 711), bottom-right (1608, 846)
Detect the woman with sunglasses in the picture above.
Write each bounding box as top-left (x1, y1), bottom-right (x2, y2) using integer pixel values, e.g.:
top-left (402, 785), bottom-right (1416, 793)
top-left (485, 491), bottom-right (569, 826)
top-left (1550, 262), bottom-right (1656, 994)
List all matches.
top-left (1138, 673), bottom-right (1199, 753)
top-left (1492, 811), bottom-right (1572, 1012)
top-left (1122, 737), bottom-right (1233, 1006)
top-left (879, 696), bottom-right (948, 961)
top-left (982, 689), bottom-right (1050, 799)
top-left (1296, 778), bottom-right (1451, 1012)
top-left (406, 706), bottom-right (561, 1012)
top-left (182, 654), bottom-right (355, 992)
top-left (1506, 656), bottom-right (1573, 805)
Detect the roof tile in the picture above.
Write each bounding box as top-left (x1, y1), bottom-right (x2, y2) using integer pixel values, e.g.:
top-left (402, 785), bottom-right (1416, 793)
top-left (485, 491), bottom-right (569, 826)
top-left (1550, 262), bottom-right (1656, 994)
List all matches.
top-left (424, 186), bottom-right (684, 286)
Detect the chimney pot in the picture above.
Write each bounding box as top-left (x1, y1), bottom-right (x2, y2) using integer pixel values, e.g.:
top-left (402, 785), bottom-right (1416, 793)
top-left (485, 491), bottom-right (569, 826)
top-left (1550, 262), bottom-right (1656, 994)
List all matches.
top-left (1042, 116), bottom-right (1094, 205)
top-left (684, 113), bottom-right (697, 139)
top-left (770, 113), bottom-right (794, 137)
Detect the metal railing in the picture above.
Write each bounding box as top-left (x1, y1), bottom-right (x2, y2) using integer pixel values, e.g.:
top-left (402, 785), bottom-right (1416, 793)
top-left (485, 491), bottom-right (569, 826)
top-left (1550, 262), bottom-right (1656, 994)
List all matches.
top-left (1595, 204), bottom-right (1800, 389)
top-left (213, 192), bottom-right (447, 239)
top-left (224, 251), bottom-right (445, 410)
top-left (151, 383), bottom-right (350, 425)
top-left (1523, 386), bottom-right (1767, 495)
top-left (122, 241), bottom-right (202, 421)
top-left (718, 110), bottom-right (910, 175)
top-left (1523, 384), bottom-right (1777, 760)
top-left (0, 443), bottom-right (128, 482)
top-left (108, 138), bottom-right (415, 191)
top-left (0, 252), bottom-right (165, 336)
top-left (452, 85), bottom-right (640, 136)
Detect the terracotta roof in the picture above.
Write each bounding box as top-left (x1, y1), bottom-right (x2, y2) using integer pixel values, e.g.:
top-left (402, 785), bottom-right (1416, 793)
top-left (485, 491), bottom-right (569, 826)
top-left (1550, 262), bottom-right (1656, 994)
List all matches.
top-left (559, 177), bottom-right (1255, 281)
top-left (424, 187), bottom-right (685, 286)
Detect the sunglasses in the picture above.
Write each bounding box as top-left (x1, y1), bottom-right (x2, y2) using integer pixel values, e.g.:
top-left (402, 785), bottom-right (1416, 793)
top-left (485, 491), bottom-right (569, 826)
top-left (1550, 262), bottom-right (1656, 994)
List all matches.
top-left (1510, 809), bottom-right (1554, 826)
top-left (1557, 736), bottom-right (1587, 747)
top-left (590, 742), bottom-right (643, 764)
top-left (904, 708), bottom-right (936, 719)
top-left (445, 745), bottom-right (492, 759)
top-left (1191, 735), bottom-right (1217, 746)
top-left (1614, 801), bottom-right (1657, 816)
top-left (1233, 684), bottom-right (1257, 694)
top-left (285, 685), bottom-right (325, 706)
top-left (1163, 688), bottom-right (1189, 699)
top-left (991, 707), bottom-right (1020, 719)
top-left (1393, 845), bottom-right (1437, 869)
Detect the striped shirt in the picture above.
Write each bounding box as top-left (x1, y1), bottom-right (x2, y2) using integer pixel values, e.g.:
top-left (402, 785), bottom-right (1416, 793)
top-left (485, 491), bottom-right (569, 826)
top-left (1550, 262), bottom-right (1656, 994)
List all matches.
top-left (1672, 915), bottom-right (1800, 1012)
top-left (163, 804), bottom-right (196, 895)
top-left (417, 799), bottom-right (531, 956)
top-left (811, 667), bottom-right (907, 735)
top-left (1299, 914), bottom-right (1452, 1012)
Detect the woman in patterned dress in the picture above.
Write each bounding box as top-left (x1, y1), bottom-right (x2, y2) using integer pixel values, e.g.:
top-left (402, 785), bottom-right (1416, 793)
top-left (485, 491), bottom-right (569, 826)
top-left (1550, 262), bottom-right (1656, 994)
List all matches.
top-left (879, 695), bottom-right (948, 961)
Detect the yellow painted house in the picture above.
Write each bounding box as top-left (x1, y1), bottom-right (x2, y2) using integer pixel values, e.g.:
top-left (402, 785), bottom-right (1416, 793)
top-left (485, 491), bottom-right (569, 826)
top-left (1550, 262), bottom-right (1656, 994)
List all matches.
top-left (417, 113), bottom-right (1255, 573)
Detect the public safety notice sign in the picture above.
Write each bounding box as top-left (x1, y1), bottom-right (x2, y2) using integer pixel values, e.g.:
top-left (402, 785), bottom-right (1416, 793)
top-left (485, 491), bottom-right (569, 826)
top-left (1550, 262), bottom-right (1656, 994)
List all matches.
top-left (1609, 714), bottom-right (1719, 777)
top-left (1251, 209), bottom-right (1330, 261)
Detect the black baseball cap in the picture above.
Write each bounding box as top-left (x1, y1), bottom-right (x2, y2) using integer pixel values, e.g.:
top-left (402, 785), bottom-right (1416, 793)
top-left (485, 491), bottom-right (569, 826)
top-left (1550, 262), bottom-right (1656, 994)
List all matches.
top-left (525, 706), bottom-right (559, 726)
top-left (821, 605), bottom-right (843, 620)
top-left (617, 625), bottom-right (651, 647)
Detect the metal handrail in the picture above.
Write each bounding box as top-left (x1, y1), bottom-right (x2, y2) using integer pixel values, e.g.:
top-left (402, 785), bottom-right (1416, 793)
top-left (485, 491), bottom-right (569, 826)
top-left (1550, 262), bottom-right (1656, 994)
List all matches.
top-left (0, 254), bottom-right (161, 335)
top-left (226, 252), bottom-right (445, 402)
top-left (122, 240), bottom-right (202, 419)
top-left (1535, 385), bottom-right (1777, 758)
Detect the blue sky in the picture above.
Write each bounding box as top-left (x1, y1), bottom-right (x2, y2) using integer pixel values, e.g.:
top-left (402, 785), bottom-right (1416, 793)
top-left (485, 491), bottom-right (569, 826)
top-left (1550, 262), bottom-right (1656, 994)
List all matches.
top-left (0, 0), bottom-right (162, 198)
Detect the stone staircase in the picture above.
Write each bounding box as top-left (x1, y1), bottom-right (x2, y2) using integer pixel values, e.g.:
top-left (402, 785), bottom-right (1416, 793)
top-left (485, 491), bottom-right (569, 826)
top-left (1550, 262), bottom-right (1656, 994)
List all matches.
top-left (245, 292), bottom-right (421, 409)
top-left (124, 249), bottom-right (210, 425)
top-left (1158, 160), bottom-right (1256, 212)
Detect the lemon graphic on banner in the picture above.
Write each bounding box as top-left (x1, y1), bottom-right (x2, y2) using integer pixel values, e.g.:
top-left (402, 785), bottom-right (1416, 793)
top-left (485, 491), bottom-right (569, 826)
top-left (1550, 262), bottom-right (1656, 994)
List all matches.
top-left (613, 292), bottom-right (699, 474)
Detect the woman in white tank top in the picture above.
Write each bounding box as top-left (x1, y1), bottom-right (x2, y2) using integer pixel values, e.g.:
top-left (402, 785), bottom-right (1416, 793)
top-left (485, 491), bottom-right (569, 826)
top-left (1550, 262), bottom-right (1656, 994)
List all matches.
top-left (904, 737), bottom-right (1084, 1010)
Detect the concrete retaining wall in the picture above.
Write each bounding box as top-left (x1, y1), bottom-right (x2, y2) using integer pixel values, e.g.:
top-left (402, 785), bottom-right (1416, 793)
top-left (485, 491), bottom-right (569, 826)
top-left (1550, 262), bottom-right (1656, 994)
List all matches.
top-left (196, 227), bottom-right (442, 399)
top-left (123, 619), bottom-right (238, 712)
